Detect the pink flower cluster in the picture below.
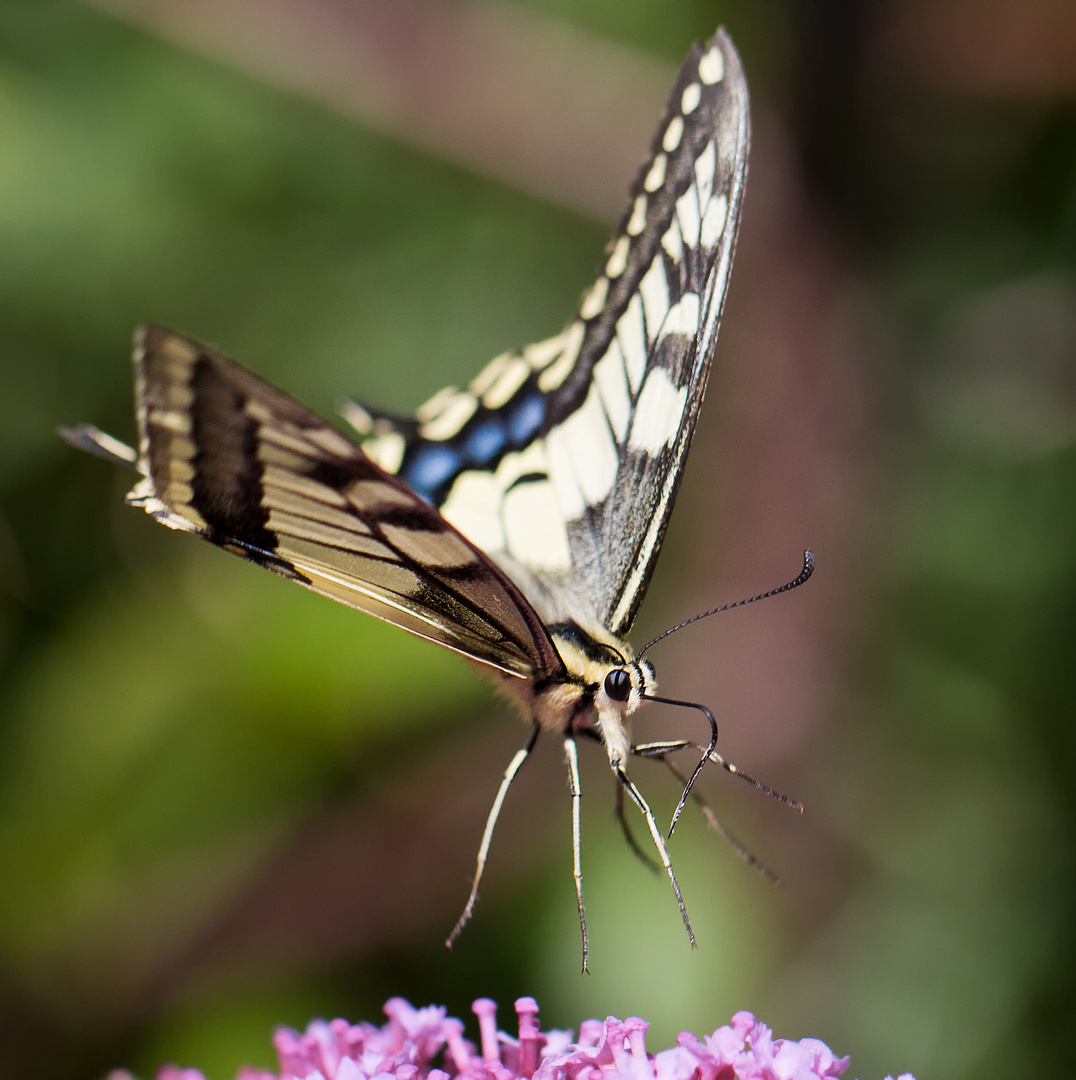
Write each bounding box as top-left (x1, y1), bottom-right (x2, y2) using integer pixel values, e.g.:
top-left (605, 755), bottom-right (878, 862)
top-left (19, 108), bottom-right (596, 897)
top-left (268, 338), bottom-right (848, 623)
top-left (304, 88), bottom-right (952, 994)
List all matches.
top-left (117, 997), bottom-right (913, 1080)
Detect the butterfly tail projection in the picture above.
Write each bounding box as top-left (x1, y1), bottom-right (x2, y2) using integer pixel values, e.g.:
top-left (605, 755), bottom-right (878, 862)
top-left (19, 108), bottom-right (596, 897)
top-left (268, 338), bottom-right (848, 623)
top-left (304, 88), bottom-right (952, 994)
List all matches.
top-left (60, 423), bottom-right (139, 469)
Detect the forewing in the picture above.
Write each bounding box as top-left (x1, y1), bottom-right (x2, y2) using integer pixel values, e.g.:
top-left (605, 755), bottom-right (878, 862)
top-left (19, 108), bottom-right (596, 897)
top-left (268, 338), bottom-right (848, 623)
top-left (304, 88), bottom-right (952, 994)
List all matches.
top-left (128, 325), bottom-right (565, 679)
top-left (343, 31), bottom-right (748, 636)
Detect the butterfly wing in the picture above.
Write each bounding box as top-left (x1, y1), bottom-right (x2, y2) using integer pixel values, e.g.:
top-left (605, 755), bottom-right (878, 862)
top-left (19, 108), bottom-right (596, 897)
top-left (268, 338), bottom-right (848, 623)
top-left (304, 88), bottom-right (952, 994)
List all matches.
top-left (345, 30), bottom-right (748, 637)
top-left (123, 325), bottom-right (565, 680)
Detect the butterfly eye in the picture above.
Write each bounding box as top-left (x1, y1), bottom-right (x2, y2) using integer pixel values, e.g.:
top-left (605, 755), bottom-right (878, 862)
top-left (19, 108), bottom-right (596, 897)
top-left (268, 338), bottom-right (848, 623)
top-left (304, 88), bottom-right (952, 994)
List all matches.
top-left (604, 669), bottom-right (632, 702)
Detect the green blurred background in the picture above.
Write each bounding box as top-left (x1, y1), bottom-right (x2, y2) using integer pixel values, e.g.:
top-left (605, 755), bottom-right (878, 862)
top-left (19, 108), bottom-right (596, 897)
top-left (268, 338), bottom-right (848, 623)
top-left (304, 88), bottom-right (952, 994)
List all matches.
top-left (1, 0), bottom-right (1074, 1077)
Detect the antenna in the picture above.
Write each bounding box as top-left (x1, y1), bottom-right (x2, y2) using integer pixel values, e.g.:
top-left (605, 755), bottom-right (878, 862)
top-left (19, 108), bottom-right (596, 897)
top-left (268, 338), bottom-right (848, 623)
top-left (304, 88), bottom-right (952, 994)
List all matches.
top-left (638, 549), bottom-right (814, 659)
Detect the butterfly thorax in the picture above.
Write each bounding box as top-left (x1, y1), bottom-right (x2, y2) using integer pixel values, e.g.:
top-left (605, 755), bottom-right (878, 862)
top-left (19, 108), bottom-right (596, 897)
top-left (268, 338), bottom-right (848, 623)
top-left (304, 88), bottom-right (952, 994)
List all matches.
top-left (490, 619), bottom-right (656, 771)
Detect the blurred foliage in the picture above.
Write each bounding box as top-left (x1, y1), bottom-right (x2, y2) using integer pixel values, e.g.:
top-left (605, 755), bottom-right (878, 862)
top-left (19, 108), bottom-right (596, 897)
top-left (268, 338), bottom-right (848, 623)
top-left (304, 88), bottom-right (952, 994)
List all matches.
top-left (1, 1), bottom-right (1075, 1080)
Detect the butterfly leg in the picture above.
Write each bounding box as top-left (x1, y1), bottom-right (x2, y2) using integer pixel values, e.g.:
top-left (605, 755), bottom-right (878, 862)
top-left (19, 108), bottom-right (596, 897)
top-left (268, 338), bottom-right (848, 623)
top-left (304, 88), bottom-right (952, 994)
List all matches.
top-left (446, 723), bottom-right (540, 949)
top-left (638, 697), bottom-right (718, 839)
top-left (614, 766), bottom-right (695, 947)
top-left (564, 734), bottom-right (589, 973)
top-left (614, 779), bottom-right (660, 872)
top-left (633, 740), bottom-right (804, 813)
top-left (579, 728), bottom-right (659, 874)
top-left (633, 738), bottom-right (695, 758)
top-left (637, 746), bottom-right (781, 883)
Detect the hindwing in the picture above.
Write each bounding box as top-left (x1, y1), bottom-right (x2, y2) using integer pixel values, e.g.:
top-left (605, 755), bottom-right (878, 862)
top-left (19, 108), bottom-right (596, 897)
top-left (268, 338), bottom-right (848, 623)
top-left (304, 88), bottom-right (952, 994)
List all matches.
top-left (344, 30), bottom-right (749, 637)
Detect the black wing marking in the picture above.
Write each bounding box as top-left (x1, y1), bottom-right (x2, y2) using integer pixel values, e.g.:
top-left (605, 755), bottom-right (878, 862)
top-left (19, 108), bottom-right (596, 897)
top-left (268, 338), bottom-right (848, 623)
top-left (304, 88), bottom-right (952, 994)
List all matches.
top-left (125, 325), bottom-right (565, 680)
top-left (342, 30), bottom-right (748, 637)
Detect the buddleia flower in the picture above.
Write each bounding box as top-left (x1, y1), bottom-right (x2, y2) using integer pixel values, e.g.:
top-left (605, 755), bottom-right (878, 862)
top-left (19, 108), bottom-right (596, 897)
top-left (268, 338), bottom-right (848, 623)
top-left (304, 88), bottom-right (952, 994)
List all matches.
top-left (108, 996), bottom-right (913, 1080)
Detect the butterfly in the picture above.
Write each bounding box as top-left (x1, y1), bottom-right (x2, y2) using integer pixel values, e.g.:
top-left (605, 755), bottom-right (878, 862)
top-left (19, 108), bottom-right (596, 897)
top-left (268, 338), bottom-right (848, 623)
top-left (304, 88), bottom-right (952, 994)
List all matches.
top-left (64, 28), bottom-right (812, 968)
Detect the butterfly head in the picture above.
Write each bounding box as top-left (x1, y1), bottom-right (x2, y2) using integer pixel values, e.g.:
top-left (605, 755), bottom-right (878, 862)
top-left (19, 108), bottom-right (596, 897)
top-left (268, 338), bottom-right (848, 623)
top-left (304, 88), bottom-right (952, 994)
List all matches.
top-left (596, 656), bottom-right (655, 713)
top-left (537, 621), bottom-right (654, 767)
top-left (547, 620), bottom-right (654, 702)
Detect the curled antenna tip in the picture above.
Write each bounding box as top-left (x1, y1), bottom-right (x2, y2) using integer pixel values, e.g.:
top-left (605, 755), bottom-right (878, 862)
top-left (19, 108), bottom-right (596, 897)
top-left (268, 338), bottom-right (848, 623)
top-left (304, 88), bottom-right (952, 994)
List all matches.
top-left (639, 547), bottom-right (816, 657)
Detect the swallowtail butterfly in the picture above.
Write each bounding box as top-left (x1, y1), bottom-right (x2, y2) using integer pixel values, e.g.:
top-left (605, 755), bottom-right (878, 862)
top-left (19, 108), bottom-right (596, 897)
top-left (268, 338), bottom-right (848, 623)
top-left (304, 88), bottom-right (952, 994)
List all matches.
top-left (65, 29), bottom-right (811, 967)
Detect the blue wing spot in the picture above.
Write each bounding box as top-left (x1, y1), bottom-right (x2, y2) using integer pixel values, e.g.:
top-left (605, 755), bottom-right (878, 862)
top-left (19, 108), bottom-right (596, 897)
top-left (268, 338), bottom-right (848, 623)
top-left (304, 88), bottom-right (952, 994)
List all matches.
top-left (465, 418), bottom-right (507, 465)
top-left (402, 444), bottom-right (461, 501)
top-left (506, 392), bottom-right (545, 445)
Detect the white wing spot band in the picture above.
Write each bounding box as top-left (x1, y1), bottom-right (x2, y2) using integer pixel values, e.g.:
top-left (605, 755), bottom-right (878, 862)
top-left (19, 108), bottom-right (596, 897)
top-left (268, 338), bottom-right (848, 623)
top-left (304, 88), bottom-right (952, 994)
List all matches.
top-left (662, 116), bottom-right (684, 152)
top-left (482, 358), bottom-right (531, 409)
top-left (605, 235), bottom-right (630, 278)
top-left (627, 195), bottom-right (647, 236)
top-left (699, 46), bottom-right (724, 85)
top-left (643, 154), bottom-right (667, 192)
top-left (419, 391), bottom-right (478, 440)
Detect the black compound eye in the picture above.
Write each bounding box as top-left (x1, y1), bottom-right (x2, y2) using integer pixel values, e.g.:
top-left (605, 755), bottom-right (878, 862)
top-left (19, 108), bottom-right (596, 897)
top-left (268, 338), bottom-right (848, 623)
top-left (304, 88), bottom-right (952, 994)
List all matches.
top-left (604, 668), bottom-right (632, 702)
